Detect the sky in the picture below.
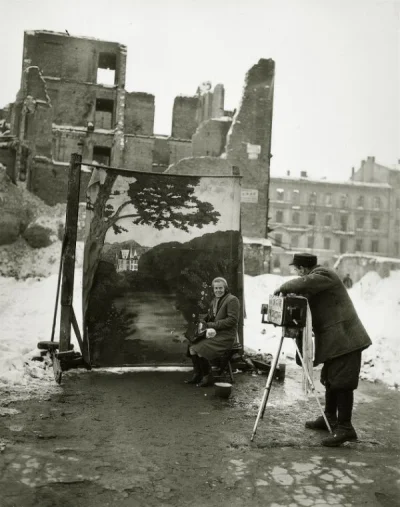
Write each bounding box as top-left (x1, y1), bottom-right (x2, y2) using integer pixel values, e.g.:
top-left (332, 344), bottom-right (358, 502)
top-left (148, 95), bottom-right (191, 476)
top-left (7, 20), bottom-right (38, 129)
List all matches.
top-left (0, 0), bottom-right (398, 181)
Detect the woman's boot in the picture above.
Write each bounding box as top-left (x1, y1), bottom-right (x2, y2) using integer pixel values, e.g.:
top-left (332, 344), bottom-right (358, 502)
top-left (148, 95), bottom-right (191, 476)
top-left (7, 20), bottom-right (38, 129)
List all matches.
top-left (184, 355), bottom-right (202, 384)
top-left (197, 357), bottom-right (214, 387)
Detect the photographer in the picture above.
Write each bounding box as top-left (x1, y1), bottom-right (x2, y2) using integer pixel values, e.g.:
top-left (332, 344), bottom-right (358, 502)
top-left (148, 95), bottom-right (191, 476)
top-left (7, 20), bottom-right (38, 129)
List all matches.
top-left (184, 277), bottom-right (240, 387)
top-left (274, 253), bottom-right (371, 447)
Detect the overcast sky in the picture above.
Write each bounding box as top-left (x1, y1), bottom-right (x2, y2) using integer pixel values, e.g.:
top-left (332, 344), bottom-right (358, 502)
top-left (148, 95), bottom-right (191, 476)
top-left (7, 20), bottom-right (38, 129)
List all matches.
top-left (0, 0), bottom-right (398, 181)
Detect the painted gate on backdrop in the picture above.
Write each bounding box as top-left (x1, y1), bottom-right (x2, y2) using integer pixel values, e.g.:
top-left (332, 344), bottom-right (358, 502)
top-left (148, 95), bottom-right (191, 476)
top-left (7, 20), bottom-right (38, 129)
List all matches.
top-left (82, 166), bottom-right (242, 367)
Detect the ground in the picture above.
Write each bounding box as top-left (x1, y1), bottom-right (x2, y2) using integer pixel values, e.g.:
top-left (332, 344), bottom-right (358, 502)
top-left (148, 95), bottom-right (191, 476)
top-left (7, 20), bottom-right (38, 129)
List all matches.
top-left (0, 366), bottom-right (399, 507)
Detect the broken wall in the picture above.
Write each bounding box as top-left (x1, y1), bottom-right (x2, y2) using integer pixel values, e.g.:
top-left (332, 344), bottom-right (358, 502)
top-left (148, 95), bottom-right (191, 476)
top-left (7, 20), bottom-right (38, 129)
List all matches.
top-left (124, 92), bottom-right (154, 135)
top-left (171, 96), bottom-right (199, 139)
top-left (226, 58), bottom-right (275, 238)
top-left (192, 118), bottom-right (232, 157)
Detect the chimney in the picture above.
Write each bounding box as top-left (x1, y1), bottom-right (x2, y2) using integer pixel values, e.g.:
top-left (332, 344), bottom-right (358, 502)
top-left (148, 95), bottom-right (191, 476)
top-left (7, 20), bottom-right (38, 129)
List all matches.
top-left (300, 171), bottom-right (307, 178)
top-left (351, 167), bottom-right (355, 179)
top-left (286, 170), bottom-right (290, 176)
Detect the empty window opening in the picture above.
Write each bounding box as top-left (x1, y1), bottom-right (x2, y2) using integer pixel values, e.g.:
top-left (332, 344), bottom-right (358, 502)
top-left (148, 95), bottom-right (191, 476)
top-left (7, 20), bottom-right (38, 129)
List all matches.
top-left (340, 194), bottom-right (349, 208)
top-left (276, 210), bottom-right (283, 223)
top-left (355, 239), bottom-right (363, 252)
top-left (97, 52), bottom-right (117, 85)
top-left (307, 236), bottom-right (314, 248)
top-left (371, 240), bottom-right (379, 253)
top-left (324, 214), bottom-right (332, 227)
top-left (325, 193), bottom-right (332, 206)
top-left (372, 217), bottom-right (380, 230)
top-left (292, 212), bottom-right (300, 225)
top-left (309, 191), bottom-right (317, 206)
top-left (340, 214), bottom-right (348, 231)
top-left (95, 99), bottom-right (114, 129)
top-left (373, 196), bottom-right (381, 209)
top-left (356, 216), bottom-right (364, 229)
top-left (308, 213), bottom-right (316, 226)
top-left (324, 237), bottom-right (331, 250)
top-left (274, 233), bottom-right (282, 246)
top-left (340, 238), bottom-right (347, 253)
top-left (93, 146), bottom-right (111, 166)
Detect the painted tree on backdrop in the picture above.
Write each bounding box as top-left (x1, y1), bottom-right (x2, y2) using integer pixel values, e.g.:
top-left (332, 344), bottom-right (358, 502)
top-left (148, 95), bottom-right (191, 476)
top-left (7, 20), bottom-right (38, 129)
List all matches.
top-left (83, 170), bottom-right (221, 322)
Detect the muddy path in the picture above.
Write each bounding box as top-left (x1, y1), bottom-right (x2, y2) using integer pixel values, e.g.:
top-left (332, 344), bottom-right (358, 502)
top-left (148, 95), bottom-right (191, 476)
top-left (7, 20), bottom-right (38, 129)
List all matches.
top-left (0, 366), bottom-right (399, 507)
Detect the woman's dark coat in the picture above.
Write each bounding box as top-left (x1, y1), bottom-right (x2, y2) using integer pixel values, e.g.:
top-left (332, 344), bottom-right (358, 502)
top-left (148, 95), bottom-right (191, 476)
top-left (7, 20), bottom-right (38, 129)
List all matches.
top-left (191, 292), bottom-right (240, 361)
top-left (276, 266), bottom-right (371, 365)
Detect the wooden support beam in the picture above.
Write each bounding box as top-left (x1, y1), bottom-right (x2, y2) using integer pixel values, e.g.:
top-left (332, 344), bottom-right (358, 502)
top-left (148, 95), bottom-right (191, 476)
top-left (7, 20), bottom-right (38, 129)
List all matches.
top-left (59, 153), bottom-right (82, 353)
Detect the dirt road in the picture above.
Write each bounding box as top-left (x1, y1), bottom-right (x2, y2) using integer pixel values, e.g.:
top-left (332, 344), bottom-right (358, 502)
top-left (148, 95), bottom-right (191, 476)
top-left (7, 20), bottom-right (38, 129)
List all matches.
top-left (0, 366), bottom-right (399, 507)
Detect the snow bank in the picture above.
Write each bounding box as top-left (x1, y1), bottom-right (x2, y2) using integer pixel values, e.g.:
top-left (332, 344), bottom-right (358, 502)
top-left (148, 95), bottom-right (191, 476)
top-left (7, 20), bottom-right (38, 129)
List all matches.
top-left (0, 254), bottom-right (399, 389)
top-left (243, 271), bottom-right (400, 389)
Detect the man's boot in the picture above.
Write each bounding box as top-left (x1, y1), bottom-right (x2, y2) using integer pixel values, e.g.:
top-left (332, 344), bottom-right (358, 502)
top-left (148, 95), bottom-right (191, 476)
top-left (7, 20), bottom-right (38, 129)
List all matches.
top-left (322, 390), bottom-right (358, 447)
top-left (184, 355), bottom-right (202, 384)
top-left (305, 388), bottom-right (337, 431)
top-left (197, 357), bottom-right (214, 387)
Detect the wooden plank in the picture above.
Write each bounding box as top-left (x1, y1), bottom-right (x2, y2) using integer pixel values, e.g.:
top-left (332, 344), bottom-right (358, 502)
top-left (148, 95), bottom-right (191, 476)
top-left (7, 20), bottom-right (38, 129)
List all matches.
top-left (59, 153), bottom-right (82, 353)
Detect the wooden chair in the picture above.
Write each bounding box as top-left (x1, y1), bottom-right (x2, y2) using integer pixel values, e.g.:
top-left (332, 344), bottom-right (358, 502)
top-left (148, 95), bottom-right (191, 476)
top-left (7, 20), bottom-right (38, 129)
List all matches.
top-left (212, 342), bottom-right (244, 384)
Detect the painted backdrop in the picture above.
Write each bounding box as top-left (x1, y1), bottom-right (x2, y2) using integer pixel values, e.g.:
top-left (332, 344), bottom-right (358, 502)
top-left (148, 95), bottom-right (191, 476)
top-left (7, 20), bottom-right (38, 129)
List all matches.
top-left (82, 167), bottom-right (242, 367)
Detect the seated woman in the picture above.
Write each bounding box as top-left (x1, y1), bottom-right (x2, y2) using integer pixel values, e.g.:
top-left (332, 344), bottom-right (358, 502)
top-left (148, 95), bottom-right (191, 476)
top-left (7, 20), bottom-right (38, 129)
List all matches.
top-left (185, 277), bottom-right (240, 387)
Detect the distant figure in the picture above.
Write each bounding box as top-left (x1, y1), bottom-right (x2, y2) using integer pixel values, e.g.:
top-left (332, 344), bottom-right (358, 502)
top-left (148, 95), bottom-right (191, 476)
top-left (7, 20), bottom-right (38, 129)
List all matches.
top-left (343, 274), bottom-right (353, 289)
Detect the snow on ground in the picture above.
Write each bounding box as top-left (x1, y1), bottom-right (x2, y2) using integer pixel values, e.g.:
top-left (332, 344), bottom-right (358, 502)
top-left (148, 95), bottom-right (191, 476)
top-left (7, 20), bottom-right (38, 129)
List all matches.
top-left (0, 243), bottom-right (399, 390)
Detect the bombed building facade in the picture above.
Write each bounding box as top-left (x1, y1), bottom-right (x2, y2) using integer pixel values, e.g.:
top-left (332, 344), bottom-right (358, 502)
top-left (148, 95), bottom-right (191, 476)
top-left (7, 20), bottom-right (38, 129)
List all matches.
top-left (0, 30), bottom-right (275, 249)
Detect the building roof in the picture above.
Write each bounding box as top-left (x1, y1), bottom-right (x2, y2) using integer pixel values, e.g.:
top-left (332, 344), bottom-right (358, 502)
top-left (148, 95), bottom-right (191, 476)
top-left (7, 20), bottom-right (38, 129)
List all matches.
top-left (270, 175), bottom-right (391, 189)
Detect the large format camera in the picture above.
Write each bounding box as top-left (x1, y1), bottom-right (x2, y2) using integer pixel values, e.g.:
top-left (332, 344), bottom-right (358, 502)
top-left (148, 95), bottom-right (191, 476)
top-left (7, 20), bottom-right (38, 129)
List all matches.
top-left (261, 295), bottom-right (308, 336)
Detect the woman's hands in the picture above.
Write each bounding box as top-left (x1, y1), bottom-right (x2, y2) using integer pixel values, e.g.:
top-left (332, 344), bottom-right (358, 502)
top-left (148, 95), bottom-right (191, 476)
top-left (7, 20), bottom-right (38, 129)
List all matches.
top-left (206, 328), bottom-right (217, 339)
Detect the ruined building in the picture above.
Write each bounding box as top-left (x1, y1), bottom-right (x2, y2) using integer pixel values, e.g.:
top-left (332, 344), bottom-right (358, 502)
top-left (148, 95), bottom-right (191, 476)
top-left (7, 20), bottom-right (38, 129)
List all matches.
top-left (0, 30), bottom-right (275, 243)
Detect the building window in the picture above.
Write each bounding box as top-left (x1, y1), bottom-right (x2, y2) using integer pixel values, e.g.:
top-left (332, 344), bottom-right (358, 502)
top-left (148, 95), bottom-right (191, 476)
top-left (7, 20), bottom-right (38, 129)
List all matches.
top-left (325, 193), bottom-right (332, 206)
top-left (276, 210), bottom-right (283, 223)
top-left (340, 214), bottom-right (348, 231)
top-left (356, 195), bottom-right (364, 208)
top-left (292, 212), bottom-right (300, 225)
top-left (307, 236), bottom-right (314, 248)
top-left (340, 238), bottom-right (347, 253)
top-left (324, 214), bottom-right (332, 227)
top-left (309, 191), bottom-right (317, 206)
top-left (396, 198), bottom-right (400, 210)
top-left (371, 240), bottom-right (379, 253)
top-left (340, 194), bottom-right (348, 208)
top-left (274, 233), bottom-right (282, 246)
top-left (355, 239), bottom-right (363, 251)
top-left (292, 189), bottom-right (300, 204)
top-left (395, 242), bottom-right (399, 256)
top-left (93, 146), bottom-right (111, 166)
top-left (373, 196), bottom-right (381, 209)
top-left (95, 98), bottom-right (114, 130)
top-left (324, 237), bottom-right (331, 250)
top-left (372, 217), bottom-right (380, 230)
top-left (291, 235), bottom-right (299, 248)
top-left (276, 189), bottom-right (284, 201)
top-left (308, 213), bottom-right (316, 226)
top-left (356, 216), bottom-right (364, 229)
top-left (273, 257), bottom-right (281, 269)
top-left (97, 52), bottom-right (117, 85)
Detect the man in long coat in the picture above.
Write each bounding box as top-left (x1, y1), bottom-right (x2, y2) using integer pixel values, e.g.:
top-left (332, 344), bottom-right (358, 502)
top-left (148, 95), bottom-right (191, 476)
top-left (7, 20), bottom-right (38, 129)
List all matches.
top-left (274, 253), bottom-right (372, 447)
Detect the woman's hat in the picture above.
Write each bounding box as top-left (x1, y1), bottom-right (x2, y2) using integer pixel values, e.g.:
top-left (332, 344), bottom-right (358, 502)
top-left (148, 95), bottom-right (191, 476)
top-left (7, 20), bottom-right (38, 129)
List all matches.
top-left (289, 253), bottom-right (318, 268)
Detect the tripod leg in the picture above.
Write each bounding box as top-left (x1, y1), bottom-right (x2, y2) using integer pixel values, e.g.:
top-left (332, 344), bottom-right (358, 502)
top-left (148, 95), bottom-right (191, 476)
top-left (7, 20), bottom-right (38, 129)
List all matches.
top-left (293, 339), bottom-right (333, 434)
top-left (251, 330), bottom-right (285, 441)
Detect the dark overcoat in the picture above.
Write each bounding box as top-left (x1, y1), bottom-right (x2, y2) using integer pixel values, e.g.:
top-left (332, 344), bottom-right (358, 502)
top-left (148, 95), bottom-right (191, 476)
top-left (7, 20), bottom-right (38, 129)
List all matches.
top-left (191, 293), bottom-right (240, 361)
top-left (277, 266), bottom-right (371, 365)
